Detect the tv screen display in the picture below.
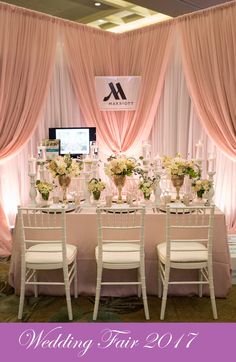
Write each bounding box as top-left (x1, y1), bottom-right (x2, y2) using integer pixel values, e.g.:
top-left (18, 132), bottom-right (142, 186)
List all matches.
top-left (49, 127), bottom-right (96, 158)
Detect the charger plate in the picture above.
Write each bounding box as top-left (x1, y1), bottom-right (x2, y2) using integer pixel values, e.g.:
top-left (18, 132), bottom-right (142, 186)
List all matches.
top-left (102, 204), bottom-right (136, 214)
top-left (42, 204), bottom-right (76, 213)
top-left (158, 203), bottom-right (194, 214)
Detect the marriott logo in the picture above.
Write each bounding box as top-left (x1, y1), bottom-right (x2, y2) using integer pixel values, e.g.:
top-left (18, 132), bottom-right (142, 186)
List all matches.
top-left (103, 82), bottom-right (134, 106)
top-left (95, 76), bottom-right (141, 110)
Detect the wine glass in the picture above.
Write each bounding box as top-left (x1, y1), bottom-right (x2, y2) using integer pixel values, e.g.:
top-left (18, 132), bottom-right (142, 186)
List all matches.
top-left (68, 178), bottom-right (79, 204)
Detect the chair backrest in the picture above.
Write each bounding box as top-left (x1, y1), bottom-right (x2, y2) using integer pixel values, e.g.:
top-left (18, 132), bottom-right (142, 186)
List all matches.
top-left (96, 206), bottom-right (145, 257)
top-left (165, 204), bottom-right (215, 259)
top-left (18, 206), bottom-right (67, 262)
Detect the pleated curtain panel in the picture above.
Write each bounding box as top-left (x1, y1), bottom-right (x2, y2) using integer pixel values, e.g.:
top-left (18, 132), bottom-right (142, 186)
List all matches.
top-left (0, 0), bottom-right (236, 256)
top-left (0, 4), bottom-right (58, 160)
top-left (179, 4), bottom-right (236, 160)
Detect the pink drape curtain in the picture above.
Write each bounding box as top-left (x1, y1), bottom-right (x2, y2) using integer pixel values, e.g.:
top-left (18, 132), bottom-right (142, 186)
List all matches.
top-left (0, 3), bottom-right (58, 160)
top-left (62, 22), bottom-right (174, 152)
top-left (0, 3), bottom-right (58, 255)
top-left (179, 3), bottom-right (236, 160)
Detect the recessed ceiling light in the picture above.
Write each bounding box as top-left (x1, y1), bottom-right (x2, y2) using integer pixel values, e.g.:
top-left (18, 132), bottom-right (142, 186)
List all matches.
top-left (94, 2), bottom-right (101, 6)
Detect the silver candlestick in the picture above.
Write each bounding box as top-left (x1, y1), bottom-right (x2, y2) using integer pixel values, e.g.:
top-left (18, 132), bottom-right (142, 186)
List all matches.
top-left (142, 158), bottom-right (150, 176)
top-left (205, 171), bottom-right (216, 205)
top-left (28, 157), bottom-right (37, 206)
top-left (37, 159), bottom-right (46, 180)
top-left (83, 171), bottom-right (92, 206)
top-left (29, 174), bottom-right (37, 206)
top-left (154, 172), bottom-right (162, 206)
top-left (196, 159), bottom-right (203, 176)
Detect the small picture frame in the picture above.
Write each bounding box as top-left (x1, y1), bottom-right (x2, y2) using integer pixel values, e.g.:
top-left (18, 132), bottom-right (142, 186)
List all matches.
top-left (42, 139), bottom-right (60, 160)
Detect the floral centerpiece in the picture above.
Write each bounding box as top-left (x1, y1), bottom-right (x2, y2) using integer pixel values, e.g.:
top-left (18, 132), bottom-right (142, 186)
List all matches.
top-left (48, 154), bottom-right (81, 202)
top-left (162, 153), bottom-right (200, 178)
top-left (162, 153), bottom-right (200, 200)
top-left (105, 155), bottom-right (137, 203)
top-left (192, 179), bottom-right (213, 199)
top-left (88, 178), bottom-right (106, 200)
top-left (48, 154), bottom-right (81, 178)
top-left (35, 180), bottom-right (54, 201)
top-left (105, 155), bottom-right (137, 177)
top-left (138, 177), bottom-right (156, 200)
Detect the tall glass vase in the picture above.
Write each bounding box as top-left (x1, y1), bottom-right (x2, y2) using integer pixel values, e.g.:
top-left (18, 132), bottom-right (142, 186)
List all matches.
top-left (195, 189), bottom-right (206, 204)
top-left (171, 175), bottom-right (184, 201)
top-left (143, 192), bottom-right (151, 205)
top-left (113, 175), bottom-right (126, 204)
top-left (92, 190), bottom-right (101, 201)
top-left (40, 192), bottom-right (50, 207)
top-left (58, 175), bottom-right (71, 203)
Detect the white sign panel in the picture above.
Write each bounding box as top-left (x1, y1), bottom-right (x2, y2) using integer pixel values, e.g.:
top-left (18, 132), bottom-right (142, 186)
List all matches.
top-left (95, 76), bottom-right (141, 111)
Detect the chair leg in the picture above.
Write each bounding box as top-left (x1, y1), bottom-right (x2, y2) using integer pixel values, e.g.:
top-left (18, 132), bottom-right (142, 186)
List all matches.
top-left (65, 284), bottom-right (73, 321)
top-left (208, 265), bottom-right (218, 319)
top-left (137, 268), bottom-right (141, 298)
top-left (158, 258), bottom-right (162, 298)
top-left (18, 269), bottom-right (26, 319)
top-left (63, 268), bottom-right (73, 321)
top-left (160, 265), bottom-right (170, 320)
top-left (93, 264), bottom-right (102, 321)
top-left (33, 270), bottom-right (38, 298)
top-left (74, 258), bottom-right (78, 298)
top-left (140, 263), bottom-right (150, 320)
top-left (141, 279), bottom-right (150, 320)
top-left (198, 269), bottom-right (203, 297)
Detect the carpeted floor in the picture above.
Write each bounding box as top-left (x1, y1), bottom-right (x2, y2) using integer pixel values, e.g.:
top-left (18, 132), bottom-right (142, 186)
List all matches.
top-left (1, 257), bottom-right (236, 323)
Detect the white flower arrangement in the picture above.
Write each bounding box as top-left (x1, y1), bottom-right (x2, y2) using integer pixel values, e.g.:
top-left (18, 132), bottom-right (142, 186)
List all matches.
top-left (35, 180), bottom-right (54, 200)
top-left (138, 177), bottom-right (155, 199)
top-left (105, 155), bottom-right (137, 177)
top-left (48, 154), bottom-right (81, 178)
top-left (162, 153), bottom-right (200, 178)
top-left (88, 178), bottom-right (106, 193)
top-left (192, 179), bottom-right (212, 198)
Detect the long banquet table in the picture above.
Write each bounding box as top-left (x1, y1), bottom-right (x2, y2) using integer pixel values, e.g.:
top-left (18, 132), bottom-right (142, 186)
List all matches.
top-left (9, 206), bottom-right (232, 297)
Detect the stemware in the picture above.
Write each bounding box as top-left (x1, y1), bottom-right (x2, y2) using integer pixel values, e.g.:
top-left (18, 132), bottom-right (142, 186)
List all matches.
top-left (68, 178), bottom-right (79, 204)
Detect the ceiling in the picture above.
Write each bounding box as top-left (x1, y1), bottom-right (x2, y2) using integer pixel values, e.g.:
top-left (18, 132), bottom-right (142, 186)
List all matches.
top-left (1, 0), bottom-right (231, 32)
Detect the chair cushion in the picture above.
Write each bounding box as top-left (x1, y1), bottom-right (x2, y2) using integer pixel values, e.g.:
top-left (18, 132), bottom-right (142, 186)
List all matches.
top-left (95, 243), bottom-right (140, 265)
top-left (25, 243), bottom-right (77, 265)
top-left (157, 242), bottom-right (208, 263)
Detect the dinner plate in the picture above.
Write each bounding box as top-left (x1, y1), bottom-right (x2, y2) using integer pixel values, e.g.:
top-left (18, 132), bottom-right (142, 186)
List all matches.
top-left (101, 204), bottom-right (136, 214)
top-left (112, 197), bottom-right (136, 204)
top-left (158, 203), bottom-right (194, 214)
top-left (42, 204), bottom-right (76, 213)
top-left (67, 198), bottom-right (85, 203)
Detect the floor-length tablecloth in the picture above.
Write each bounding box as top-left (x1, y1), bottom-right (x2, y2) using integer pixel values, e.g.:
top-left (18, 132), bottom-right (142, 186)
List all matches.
top-left (9, 207), bottom-right (231, 297)
top-left (0, 204), bottom-right (12, 257)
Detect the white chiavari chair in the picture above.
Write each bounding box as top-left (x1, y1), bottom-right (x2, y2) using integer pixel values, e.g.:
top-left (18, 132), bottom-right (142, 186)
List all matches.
top-left (93, 205), bottom-right (149, 320)
top-left (18, 206), bottom-right (77, 320)
top-left (157, 204), bottom-right (217, 320)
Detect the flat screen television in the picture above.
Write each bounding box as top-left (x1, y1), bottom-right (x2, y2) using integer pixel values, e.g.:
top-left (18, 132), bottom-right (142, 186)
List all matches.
top-left (49, 127), bottom-right (96, 158)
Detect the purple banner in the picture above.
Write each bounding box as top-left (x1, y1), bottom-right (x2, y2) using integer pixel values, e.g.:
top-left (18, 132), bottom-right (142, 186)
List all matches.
top-left (0, 323), bottom-right (235, 362)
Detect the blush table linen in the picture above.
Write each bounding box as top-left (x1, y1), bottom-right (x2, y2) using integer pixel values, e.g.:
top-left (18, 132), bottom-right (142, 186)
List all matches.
top-left (9, 207), bottom-right (231, 297)
top-left (0, 205), bottom-right (12, 257)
